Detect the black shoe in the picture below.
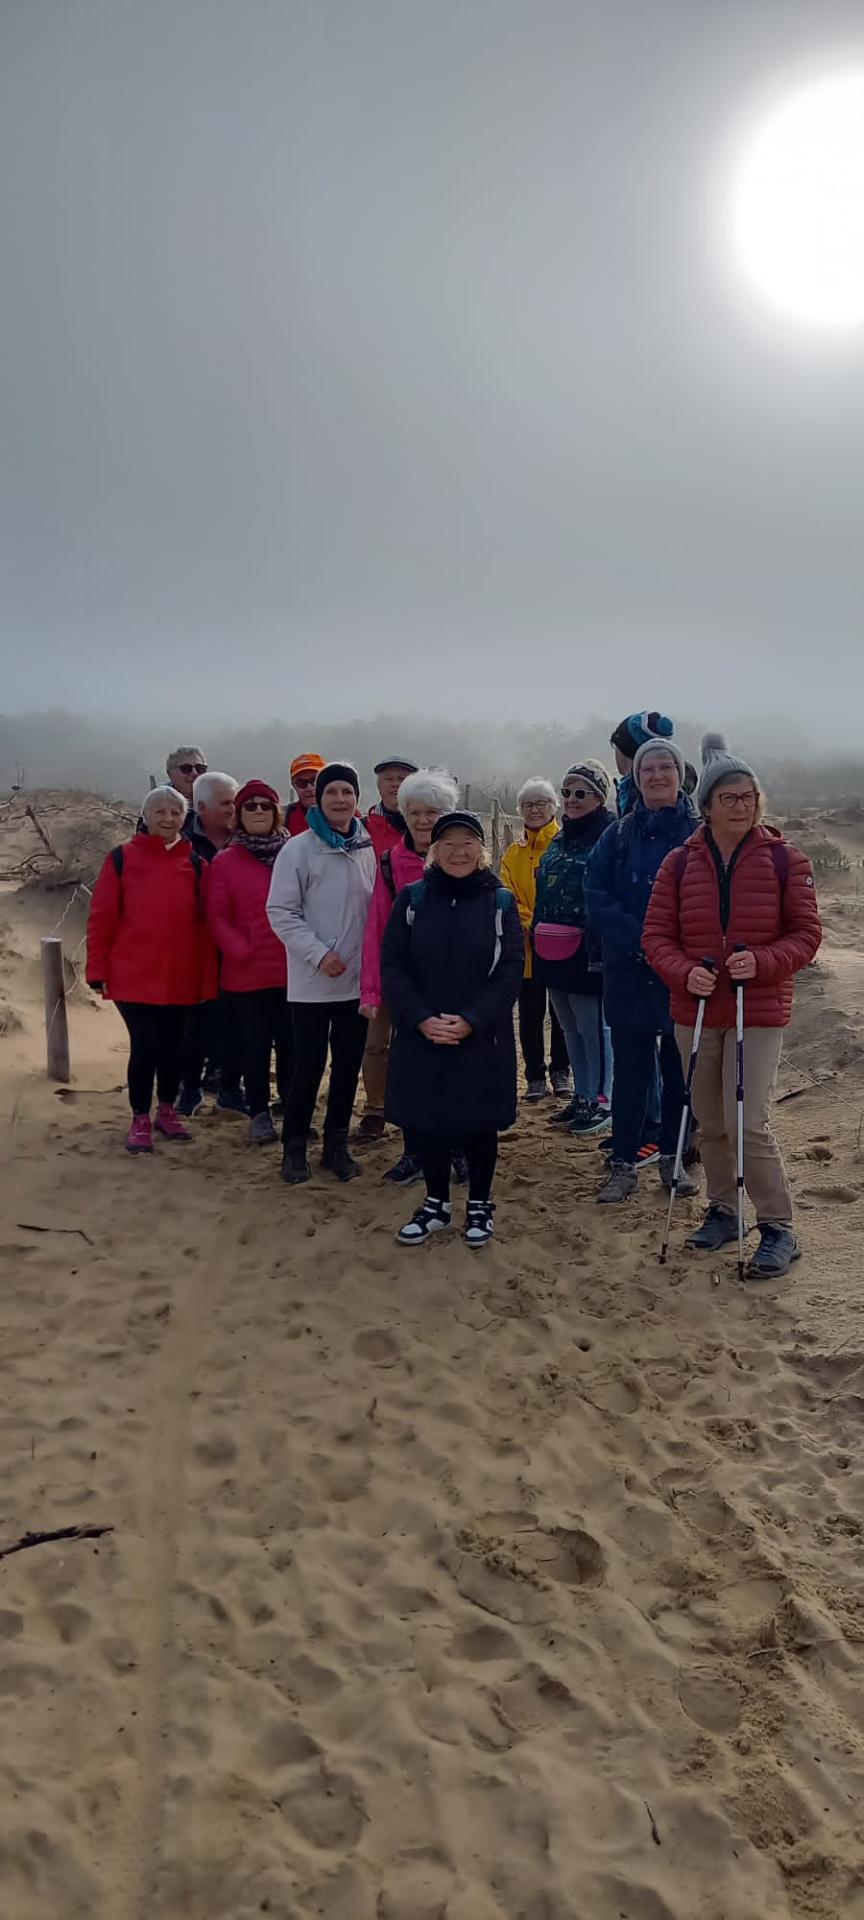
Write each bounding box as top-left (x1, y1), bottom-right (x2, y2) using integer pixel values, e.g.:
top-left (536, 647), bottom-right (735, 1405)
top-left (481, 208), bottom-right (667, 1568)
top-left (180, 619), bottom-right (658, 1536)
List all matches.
top-left (464, 1199), bottom-right (496, 1247)
top-left (567, 1098), bottom-right (612, 1138)
top-left (747, 1225), bottom-right (801, 1279)
top-left (550, 1097), bottom-right (579, 1128)
top-left (397, 1197), bottom-right (452, 1245)
top-left (176, 1085), bottom-right (204, 1118)
top-left (383, 1152), bottom-right (422, 1186)
top-left (217, 1087), bottom-right (248, 1115)
top-left (281, 1138), bottom-right (311, 1184)
top-left (321, 1130), bottom-right (361, 1182)
top-left (686, 1204), bottom-right (740, 1251)
top-left (353, 1114), bottom-right (386, 1144)
top-left (451, 1153), bottom-right (469, 1185)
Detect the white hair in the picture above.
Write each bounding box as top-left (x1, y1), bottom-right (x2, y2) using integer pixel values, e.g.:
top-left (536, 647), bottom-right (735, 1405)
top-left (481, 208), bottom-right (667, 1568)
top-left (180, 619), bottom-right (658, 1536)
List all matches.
top-left (193, 770), bottom-right (239, 809)
top-left (517, 777), bottom-right (558, 808)
top-left (142, 784), bottom-right (188, 822)
top-left (398, 767), bottom-right (459, 814)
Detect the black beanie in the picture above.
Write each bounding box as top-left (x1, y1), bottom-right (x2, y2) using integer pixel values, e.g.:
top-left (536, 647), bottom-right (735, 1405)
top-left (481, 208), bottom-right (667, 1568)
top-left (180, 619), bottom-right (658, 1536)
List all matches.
top-left (315, 762), bottom-right (360, 807)
top-left (430, 809), bottom-right (486, 845)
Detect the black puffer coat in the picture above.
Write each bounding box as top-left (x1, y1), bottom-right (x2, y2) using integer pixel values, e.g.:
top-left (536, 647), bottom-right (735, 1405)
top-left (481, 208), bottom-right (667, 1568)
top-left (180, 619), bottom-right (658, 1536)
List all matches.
top-left (381, 864), bottom-right (524, 1137)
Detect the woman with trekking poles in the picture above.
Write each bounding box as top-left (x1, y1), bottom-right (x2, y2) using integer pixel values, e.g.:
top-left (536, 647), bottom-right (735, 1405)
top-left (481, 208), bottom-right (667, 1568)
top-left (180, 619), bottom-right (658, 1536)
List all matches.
top-left (643, 734), bottom-right (821, 1278)
top-left (584, 737), bottom-right (698, 1203)
top-left (86, 785), bottom-right (217, 1153)
top-left (380, 811), bottom-right (523, 1248)
top-left (359, 767), bottom-right (459, 1184)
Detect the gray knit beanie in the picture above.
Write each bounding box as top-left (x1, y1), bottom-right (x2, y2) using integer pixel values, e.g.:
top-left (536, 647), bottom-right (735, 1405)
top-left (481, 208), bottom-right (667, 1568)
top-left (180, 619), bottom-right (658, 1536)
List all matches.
top-left (696, 733), bottom-right (758, 812)
top-left (632, 737), bottom-right (686, 790)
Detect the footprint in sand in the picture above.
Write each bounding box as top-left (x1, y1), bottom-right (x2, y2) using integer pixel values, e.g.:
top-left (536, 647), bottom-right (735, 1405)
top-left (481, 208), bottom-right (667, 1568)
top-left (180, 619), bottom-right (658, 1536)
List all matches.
top-left (448, 1622), bottom-right (519, 1662)
top-left (590, 1374), bottom-right (641, 1415)
top-left (353, 1328), bottom-right (401, 1365)
top-left (677, 1665), bottom-right (744, 1733)
top-left (720, 1574), bottom-right (785, 1625)
top-left (0, 1609), bottom-right (24, 1640)
top-left (801, 1183), bottom-right (861, 1203)
top-left (279, 1765), bottom-right (367, 1850)
top-left (529, 1526), bottom-right (606, 1589)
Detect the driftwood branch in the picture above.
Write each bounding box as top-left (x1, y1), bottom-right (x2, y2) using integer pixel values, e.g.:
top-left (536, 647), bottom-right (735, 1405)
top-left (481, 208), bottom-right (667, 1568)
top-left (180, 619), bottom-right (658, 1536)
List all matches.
top-left (0, 1524), bottom-right (114, 1563)
top-left (17, 1222), bottom-right (94, 1244)
top-left (24, 804), bottom-right (61, 861)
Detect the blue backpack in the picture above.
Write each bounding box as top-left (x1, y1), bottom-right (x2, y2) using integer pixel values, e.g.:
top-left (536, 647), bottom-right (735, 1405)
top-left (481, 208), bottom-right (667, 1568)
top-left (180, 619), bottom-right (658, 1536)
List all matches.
top-left (405, 879), bottom-right (513, 976)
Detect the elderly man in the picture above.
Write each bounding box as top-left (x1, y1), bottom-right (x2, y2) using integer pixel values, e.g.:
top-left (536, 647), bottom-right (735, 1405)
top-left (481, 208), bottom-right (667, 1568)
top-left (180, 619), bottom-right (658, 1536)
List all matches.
top-left (286, 753), bottom-right (325, 835)
top-left (166, 745), bottom-right (208, 813)
top-left (191, 771), bottom-right (239, 861)
top-left (364, 755), bottom-right (418, 858)
top-left (177, 769), bottom-right (245, 1117)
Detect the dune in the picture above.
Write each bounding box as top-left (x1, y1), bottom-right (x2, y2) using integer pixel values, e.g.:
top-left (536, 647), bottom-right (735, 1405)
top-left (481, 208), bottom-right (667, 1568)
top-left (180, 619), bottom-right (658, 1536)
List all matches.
top-left (2, 792), bottom-right (864, 1918)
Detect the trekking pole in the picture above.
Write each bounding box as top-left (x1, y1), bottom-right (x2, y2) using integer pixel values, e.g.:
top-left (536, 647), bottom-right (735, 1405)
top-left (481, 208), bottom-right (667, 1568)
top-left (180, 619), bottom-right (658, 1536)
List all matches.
top-left (734, 945), bottom-right (747, 1283)
top-left (659, 958), bottom-right (716, 1265)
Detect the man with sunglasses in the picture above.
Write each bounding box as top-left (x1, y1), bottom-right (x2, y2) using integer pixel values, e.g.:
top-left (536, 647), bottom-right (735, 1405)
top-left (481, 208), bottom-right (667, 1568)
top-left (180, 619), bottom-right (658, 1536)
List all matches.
top-left (287, 754), bottom-right (326, 835)
top-left (166, 747), bottom-right (209, 840)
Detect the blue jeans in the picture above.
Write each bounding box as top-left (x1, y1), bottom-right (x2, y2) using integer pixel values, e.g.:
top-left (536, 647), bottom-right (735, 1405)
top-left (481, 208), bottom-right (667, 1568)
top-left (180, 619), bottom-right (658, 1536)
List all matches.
top-left (549, 991), bottom-right (613, 1104)
top-left (609, 1027), bottom-right (685, 1164)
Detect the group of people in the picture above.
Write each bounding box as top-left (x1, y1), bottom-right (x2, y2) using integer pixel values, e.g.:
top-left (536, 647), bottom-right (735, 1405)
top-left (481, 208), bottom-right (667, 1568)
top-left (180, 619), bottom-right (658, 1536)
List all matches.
top-left (86, 713), bottom-right (821, 1273)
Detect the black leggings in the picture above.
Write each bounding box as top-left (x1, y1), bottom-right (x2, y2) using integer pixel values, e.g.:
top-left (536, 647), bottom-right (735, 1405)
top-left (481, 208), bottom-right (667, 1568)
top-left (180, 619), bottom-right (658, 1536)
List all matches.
top-left (414, 1131), bottom-right (498, 1203)
top-left (282, 1000), bottom-right (368, 1140)
top-left (225, 988), bottom-right (294, 1117)
top-left (116, 1002), bottom-right (188, 1114)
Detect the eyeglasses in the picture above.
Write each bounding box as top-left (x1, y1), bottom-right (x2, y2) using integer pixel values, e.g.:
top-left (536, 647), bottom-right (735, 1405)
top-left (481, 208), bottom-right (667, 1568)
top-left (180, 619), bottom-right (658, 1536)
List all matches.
top-left (175, 761), bottom-right (207, 776)
top-left (561, 786), bottom-right (593, 800)
top-left (242, 799), bottom-right (275, 813)
top-left (523, 799), bottom-right (549, 808)
top-left (294, 774), bottom-right (318, 788)
top-left (715, 790), bottom-right (756, 809)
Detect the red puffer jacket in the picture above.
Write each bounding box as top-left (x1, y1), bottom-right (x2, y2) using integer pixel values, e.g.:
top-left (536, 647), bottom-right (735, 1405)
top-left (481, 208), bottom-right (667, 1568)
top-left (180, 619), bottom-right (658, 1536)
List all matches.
top-left (87, 835), bottom-right (218, 1005)
top-left (643, 824), bottom-right (821, 1029)
top-left (207, 844), bottom-right (288, 993)
top-left (286, 801), bottom-right (311, 836)
top-left (364, 807), bottom-right (403, 858)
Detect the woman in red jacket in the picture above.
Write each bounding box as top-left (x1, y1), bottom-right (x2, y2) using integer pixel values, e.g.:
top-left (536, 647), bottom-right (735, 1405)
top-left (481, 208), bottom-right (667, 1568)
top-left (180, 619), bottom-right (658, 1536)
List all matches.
top-left (207, 780), bottom-right (291, 1146)
top-left (643, 736), bottom-right (821, 1278)
top-left (87, 786), bottom-right (217, 1154)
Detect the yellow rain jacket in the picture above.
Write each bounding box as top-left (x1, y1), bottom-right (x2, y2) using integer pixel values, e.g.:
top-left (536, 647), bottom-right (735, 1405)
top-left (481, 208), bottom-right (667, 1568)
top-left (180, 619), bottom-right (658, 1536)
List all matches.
top-left (500, 819), bottom-right (559, 979)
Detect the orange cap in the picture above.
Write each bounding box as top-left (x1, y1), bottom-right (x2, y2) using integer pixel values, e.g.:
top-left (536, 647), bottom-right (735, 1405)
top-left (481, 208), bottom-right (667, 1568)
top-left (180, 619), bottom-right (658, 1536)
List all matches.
top-left (290, 752), bottom-right (326, 782)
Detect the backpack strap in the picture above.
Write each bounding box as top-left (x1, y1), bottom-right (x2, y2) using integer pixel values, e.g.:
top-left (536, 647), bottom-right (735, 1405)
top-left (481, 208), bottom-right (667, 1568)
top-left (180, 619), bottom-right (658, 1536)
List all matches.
top-left (381, 848), bottom-right (397, 903)
top-left (112, 842), bottom-right (203, 905)
top-left (111, 846), bottom-right (124, 878)
top-left (405, 880), bottom-right (513, 977)
top-left (770, 840), bottom-right (790, 896)
top-left (405, 878), bottom-right (426, 926)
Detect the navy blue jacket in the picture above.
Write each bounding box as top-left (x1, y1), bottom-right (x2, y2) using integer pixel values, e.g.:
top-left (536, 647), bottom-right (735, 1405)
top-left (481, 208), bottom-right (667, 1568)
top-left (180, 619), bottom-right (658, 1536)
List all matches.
top-left (381, 864), bottom-right (523, 1136)
top-left (585, 799), bottom-right (696, 1032)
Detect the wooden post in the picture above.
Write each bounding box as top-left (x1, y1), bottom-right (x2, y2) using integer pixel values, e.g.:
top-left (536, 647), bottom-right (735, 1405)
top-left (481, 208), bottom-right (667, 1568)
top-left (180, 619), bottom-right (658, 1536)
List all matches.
top-left (41, 938), bottom-right (71, 1082)
top-left (491, 798), bottom-right (502, 872)
top-left (463, 783), bottom-right (471, 811)
top-left (148, 773), bottom-right (158, 790)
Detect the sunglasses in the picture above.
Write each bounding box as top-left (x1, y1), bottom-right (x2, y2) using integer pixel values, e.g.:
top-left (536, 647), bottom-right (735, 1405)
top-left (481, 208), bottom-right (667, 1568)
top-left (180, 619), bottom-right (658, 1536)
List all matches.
top-left (175, 761), bottom-right (207, 776)
top-left (561, 786), bottom-right (594, 800)
top-left (294, 774), bottom-right (318, 788)
top-left (242, 798), bottom-right (275, 813)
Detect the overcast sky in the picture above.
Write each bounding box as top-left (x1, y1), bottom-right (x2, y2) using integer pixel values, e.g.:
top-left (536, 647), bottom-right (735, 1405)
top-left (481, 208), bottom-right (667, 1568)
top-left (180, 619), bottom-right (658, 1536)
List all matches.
top-left (2, 0), bottom-right (864, 742)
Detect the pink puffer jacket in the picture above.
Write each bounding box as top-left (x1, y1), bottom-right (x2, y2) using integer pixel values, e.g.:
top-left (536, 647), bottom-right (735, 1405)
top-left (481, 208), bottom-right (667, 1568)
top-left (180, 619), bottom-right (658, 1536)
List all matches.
top-left (207, 844), bottom-right (288, 993)
top-left (359, 838), bottom-right (425, 1008)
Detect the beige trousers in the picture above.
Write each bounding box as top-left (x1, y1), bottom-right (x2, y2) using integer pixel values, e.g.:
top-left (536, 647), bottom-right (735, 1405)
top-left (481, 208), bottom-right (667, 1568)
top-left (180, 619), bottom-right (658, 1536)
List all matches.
top-left (675, 1024), bottom-right (792, 1229)
top-left (361, 1005), bottom-right (392, 1117)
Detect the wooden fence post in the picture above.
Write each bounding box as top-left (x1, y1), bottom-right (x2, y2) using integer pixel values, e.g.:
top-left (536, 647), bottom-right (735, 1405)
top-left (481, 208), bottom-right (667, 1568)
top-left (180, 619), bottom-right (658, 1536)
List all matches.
top-left (491, 798), bottom-right (502, 871)
top-left (41, 938), bottom-right (71, 1083)
top-left (148, 773), bottom-right (158, 790)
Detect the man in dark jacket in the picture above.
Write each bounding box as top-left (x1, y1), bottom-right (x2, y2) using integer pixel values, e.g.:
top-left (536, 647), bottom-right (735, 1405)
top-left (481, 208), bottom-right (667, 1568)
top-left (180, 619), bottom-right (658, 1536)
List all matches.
top-left (586, 739), bottom-right (697, 1203)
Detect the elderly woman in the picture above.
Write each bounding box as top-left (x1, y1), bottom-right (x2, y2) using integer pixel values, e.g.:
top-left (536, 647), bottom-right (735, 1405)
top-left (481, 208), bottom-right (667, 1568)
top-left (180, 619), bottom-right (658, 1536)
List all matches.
top-left (267, 762), bottom-right (377, 1184)
top-left (360, 767), bottom-right (459, 1183)
top-left (585, 738), bottom-right (698, 1203)
top-left (500, 780), bottom-right (571, 1102)
top-left (643, 734), bottom-right (821, 1277)
top-left (531, 762), bottom-right (616, 1134)
top-left (208, 780), bottom-right (291, 1147)
top-left (381, 811), bottom-right (523, 1247)
top-left (86, 786), bottom-right (216, 1153)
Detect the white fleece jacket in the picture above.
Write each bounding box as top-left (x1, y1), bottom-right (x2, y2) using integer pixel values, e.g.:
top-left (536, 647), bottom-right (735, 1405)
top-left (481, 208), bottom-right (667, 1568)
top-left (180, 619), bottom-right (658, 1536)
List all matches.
top-left (266, 825), bottom-right (377, 1002)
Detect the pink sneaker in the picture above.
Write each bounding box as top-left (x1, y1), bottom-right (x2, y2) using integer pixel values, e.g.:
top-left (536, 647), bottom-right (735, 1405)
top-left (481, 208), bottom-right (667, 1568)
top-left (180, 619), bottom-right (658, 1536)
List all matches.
top-left (126, 1115), bottom-right (153, 1154)
top-left (154, 1103), bottom-right (192, 1141)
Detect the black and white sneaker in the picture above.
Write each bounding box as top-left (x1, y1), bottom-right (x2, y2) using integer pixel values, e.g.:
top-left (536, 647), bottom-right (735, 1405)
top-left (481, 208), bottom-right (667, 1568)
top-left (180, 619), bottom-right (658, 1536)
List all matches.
top-left (464, 1200), bottom-right (496, 1248)
top-left (383, 1152), bottom-right (422, 1186)
top-left (396, 1197), bottom-right (452, 1246)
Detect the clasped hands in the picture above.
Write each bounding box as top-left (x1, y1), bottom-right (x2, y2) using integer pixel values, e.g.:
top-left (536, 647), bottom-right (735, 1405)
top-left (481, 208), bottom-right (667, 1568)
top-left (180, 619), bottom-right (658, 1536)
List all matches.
top-left (419, 1014), bottom-right (472, 1046)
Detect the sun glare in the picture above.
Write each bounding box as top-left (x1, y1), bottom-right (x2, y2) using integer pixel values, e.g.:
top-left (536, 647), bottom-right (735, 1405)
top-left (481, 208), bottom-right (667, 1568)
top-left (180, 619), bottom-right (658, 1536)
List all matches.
top-left (729, 70), bottom-right (864, 330)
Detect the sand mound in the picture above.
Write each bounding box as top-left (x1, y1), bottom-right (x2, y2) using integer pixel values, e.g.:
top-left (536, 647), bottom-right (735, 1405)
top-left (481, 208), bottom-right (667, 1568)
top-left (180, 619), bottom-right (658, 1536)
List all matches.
top-left (2, 799), bottom-right (864, 1918)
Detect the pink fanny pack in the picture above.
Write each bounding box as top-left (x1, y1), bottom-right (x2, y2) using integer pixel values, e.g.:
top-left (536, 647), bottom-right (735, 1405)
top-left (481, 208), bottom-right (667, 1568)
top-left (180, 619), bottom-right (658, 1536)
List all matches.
top-left (533, 923), bottom-right (583, 962)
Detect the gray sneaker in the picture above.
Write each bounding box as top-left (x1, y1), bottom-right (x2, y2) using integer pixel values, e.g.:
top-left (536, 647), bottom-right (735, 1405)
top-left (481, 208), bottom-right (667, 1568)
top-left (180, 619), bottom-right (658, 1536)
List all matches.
top-left (523, 1078), bottom-right (548, 1103)
top-left (658, 1155), bottom-right (699, 1198)
top-left (597, 1159), bottom-right (638, 1205)
top-left (249, 1110), bottom-right (278, 1146)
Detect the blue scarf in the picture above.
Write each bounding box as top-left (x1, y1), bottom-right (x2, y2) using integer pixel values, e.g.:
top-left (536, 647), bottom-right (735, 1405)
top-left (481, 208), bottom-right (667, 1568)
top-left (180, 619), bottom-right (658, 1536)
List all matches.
top-left (307, 805), bottom-right (361, 851)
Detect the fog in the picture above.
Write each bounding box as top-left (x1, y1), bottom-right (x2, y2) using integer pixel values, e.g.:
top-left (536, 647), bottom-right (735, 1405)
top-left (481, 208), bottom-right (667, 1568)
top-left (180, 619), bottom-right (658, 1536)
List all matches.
top-left (2, 2), bottom-right (864, 741)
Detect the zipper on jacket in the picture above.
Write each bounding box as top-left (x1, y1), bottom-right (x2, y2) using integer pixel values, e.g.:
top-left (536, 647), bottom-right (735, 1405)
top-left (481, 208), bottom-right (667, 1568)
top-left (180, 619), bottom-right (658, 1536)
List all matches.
top-left (706, 828), bottom-right (752, 942)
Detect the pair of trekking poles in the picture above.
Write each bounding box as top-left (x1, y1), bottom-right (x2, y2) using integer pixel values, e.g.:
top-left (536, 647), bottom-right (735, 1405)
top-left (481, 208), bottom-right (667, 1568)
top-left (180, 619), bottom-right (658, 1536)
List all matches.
top-left (659, 949), bottom-right (746, 1279)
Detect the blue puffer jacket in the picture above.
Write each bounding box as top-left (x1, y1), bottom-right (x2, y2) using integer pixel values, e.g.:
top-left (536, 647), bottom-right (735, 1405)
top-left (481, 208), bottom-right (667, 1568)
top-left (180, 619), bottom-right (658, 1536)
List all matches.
top-left (585, 798), bottom-right (696, 1032)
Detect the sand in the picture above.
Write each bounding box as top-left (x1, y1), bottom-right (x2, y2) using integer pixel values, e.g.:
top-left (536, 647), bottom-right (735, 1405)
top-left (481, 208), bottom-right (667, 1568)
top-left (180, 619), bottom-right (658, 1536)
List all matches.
top-left (3, 794), bottom-right (864, 1918)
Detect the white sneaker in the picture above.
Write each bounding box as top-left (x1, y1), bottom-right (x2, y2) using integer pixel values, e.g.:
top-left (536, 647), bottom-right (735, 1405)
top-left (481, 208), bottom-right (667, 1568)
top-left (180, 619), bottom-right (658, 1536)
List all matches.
top-left (464, 1200), bottom-right (496, 1248)
top-left (396, 1197), bottom-right (453, 1246)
